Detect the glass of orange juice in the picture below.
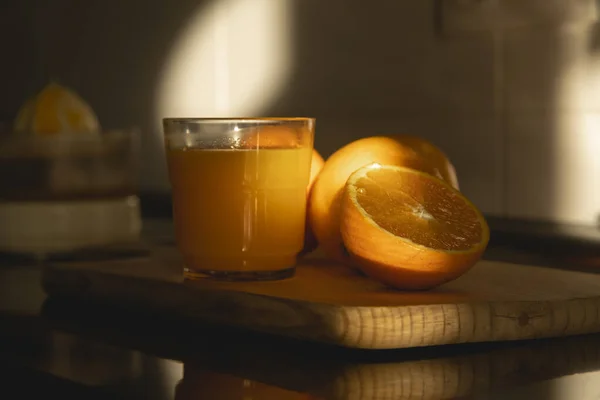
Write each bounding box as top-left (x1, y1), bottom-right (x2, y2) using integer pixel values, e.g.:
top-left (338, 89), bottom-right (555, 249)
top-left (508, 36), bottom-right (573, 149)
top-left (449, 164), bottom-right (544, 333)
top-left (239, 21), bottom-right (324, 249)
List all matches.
top-left (163, 118), bottom-right (315, 281)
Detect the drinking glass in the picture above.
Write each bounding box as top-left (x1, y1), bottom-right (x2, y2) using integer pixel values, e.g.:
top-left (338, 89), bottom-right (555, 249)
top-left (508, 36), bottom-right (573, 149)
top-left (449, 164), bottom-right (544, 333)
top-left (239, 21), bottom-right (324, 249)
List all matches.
top-left (163, 118), bottom-right (315, 281)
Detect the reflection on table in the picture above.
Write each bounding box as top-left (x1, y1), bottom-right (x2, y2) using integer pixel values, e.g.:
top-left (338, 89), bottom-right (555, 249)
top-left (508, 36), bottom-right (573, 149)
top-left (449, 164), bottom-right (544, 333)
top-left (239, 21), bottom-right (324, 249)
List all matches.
top-left (21, 297), bottom-right (600, 399)
top-left (175, 366), bottom-right (316, 400)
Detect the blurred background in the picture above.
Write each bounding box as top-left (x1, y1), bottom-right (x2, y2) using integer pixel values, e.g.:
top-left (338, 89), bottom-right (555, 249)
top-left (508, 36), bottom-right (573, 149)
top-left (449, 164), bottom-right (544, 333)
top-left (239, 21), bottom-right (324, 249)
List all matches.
top-left (1, 0), bottom-right (599, 227)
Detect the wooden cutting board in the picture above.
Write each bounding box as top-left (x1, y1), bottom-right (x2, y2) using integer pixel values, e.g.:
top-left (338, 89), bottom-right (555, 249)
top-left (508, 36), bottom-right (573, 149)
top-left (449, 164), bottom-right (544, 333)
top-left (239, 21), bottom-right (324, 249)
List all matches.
top-left (41, 245), bottom-right (600, 349)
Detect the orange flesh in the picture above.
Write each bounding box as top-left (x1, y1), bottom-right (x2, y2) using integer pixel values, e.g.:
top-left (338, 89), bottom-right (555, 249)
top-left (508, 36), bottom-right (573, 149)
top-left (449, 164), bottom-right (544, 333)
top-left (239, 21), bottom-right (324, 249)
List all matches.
top-left (352, 168), bottom-right (482, 251)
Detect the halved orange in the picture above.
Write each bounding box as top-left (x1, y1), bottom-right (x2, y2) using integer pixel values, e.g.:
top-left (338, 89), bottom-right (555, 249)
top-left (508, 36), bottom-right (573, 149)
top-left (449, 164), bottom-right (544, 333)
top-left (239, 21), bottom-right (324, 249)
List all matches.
top-left (340, 164), bottom-right (489, 290)
top-left (309, 135), bottom-right (459, 264)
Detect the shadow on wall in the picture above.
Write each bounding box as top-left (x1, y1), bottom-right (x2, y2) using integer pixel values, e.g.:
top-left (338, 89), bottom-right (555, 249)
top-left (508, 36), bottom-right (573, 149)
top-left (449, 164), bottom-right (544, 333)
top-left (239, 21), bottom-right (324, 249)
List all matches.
top-left (155, 0), bottom-right (502, 215)
top-left (5, 0), bottom-right (599, 224)
top-left (1, 1), bottom-right (500, 203)
top-left (0, 0), bottom-right (38, 122)
top-left (0, 0), bottom-right (213, 191)
top-left (155, 1), bottom-right (462, 150)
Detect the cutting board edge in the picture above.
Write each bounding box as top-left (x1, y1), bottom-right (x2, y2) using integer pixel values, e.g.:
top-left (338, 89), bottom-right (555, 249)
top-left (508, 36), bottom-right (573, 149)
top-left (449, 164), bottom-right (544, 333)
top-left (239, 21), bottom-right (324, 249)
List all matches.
top-left (41, 264), bottom-right (600, 350)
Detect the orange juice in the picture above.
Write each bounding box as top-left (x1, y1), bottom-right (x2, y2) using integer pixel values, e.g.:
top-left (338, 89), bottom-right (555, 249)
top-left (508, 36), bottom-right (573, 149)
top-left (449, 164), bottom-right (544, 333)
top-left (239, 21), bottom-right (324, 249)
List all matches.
top-left (167, 146), bottom-right (312, 276)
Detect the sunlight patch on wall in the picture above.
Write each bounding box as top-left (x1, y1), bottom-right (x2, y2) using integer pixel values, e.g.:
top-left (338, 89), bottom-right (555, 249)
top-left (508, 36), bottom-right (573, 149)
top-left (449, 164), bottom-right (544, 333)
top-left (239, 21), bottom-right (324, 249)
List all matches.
top-left (549, 31), bottom-right (600, 225)
top-left (155, 0), bottom-right (292, 120)
top-left (550, 113), bottom-right (600, 225)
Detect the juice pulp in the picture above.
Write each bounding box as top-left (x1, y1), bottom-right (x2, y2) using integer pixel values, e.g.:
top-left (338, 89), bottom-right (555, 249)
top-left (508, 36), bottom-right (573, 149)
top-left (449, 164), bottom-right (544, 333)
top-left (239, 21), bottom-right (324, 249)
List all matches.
top-left (167, 147), bottom-right (312, 272)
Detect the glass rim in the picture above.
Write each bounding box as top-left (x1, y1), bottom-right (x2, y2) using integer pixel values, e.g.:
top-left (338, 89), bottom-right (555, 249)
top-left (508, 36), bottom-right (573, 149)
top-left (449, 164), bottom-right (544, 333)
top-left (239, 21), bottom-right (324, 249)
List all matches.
top-left (163, 117), bottom-right (315, 124)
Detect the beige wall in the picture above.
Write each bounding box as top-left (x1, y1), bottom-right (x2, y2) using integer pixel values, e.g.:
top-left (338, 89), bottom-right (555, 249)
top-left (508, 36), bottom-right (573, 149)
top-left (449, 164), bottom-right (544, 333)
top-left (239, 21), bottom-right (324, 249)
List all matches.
top-left (1, 0), bottom-right (599, 225)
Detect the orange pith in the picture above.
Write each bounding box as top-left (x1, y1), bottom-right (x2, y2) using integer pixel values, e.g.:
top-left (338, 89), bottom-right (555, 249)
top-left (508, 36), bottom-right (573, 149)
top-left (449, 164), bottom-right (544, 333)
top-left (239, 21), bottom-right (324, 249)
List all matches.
top-left (340, 164), bottom-right (488, 290)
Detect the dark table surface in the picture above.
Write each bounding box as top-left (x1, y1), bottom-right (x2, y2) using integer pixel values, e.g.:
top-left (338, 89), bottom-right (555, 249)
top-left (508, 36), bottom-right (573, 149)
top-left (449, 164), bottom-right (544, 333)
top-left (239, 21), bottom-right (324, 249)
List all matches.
top-left (2, 218), bottom-right (600, 399)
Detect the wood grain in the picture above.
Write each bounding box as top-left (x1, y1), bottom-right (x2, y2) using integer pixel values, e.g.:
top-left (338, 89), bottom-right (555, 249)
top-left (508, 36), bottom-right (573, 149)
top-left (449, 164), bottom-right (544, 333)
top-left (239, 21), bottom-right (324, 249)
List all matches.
top-left (42, 245), bottom-right (600, 349)
top-left (39, 296), bottom-right (600, 400)
top-left (180, 333), bottom-right (600, 400)
top-left (317, 335), bottom-right (600, 399)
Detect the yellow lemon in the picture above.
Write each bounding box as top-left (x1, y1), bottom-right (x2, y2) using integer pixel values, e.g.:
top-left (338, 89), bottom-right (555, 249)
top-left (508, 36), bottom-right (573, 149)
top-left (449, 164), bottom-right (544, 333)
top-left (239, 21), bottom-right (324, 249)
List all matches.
top-left (14, 82), bottom-right (100, 135)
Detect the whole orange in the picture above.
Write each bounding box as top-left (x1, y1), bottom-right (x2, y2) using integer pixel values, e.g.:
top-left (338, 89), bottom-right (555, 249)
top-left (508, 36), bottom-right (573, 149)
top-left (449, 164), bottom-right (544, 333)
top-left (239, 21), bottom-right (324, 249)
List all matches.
top-left (308, 149), bottom-right (325, 192)
top-left (308, 135), bottom-right (458, 264)
top-left (300, 149), bottom-right (325, 256)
